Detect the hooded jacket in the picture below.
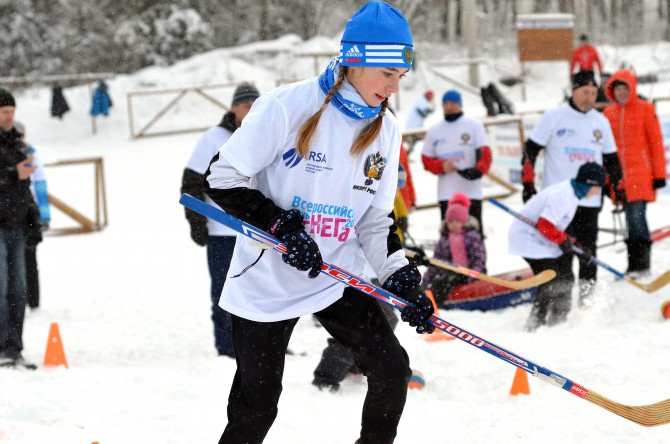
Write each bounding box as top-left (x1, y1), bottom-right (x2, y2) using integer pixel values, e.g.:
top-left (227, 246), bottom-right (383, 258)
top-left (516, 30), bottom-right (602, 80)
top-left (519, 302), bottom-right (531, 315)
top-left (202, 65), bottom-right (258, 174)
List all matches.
top-left (604, 70), bottom-right (667, 202)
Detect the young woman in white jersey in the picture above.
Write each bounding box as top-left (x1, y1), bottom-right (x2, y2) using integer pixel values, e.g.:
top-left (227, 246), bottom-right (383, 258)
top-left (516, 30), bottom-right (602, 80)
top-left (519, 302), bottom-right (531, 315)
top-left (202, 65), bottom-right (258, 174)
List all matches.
top-left (203, 3), bottom-right (434, 443)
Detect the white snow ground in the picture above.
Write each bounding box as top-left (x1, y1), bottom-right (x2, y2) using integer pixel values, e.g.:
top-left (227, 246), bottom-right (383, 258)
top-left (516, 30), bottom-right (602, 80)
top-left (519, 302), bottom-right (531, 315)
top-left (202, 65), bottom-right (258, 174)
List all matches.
top-left (1, 34), bottom-right (670, 444)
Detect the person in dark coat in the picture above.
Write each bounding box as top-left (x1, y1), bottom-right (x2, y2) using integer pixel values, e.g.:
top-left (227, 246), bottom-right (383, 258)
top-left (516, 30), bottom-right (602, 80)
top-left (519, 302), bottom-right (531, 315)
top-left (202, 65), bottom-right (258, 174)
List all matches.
top-left (51, 85), bottom-right (70, 119)
top-left (0, 88), bottom-right (39, 370)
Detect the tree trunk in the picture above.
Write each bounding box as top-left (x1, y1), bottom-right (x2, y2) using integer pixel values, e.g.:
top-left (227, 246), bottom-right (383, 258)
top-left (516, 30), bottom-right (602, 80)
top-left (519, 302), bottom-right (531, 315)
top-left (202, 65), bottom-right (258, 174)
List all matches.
top-left (455, 0), bottom-right (463, 39)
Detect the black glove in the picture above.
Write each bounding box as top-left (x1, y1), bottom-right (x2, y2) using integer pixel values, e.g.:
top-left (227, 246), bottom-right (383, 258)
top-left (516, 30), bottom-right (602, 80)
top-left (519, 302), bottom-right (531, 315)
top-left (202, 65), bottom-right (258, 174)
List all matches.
top-left (24, 205), bottom-right (43, 247)
top-left (653, 178), bottom-right (666, 189)
top-left (522, 182), bottom-right (536, 203)
top-left (268, 209), bottom-right (323, 278)
top-left (559, 239), bottom-right (573, 257)
top-left (577, 246), bottom-right (593, 264)
top-left (396, 216), bottom-right (408, 233)
top-left (189, 221), bottom-right (208, 246)
top-left (614, 187), bottom-right (627, 207)
top-left (383, 264), bottom-right (435, 334)
top-left (406, 246), bottom-right (430, 267)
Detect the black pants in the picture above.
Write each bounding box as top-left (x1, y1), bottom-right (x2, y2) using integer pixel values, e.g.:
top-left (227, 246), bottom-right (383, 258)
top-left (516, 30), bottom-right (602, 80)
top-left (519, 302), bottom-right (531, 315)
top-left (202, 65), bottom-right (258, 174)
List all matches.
top-left (312, 302), bottom-right (399, 389)
top-left (439, 199), bottom-right (483, 233)
top-left (566, 206), bottom-right (599, 284)
top-left (219, 288), bottom-right (411, 444)
top-left (25, 244), bottom-right (40, 309)
top-left (525, 253), bottom-right (575, 325)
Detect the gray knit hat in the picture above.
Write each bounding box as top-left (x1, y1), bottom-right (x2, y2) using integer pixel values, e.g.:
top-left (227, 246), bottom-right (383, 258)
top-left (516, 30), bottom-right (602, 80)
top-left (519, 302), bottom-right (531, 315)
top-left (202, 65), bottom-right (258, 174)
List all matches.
top-left (0, 88), bottom-right (16, 107)
top-left (231, 83), bottom-right (260, 106)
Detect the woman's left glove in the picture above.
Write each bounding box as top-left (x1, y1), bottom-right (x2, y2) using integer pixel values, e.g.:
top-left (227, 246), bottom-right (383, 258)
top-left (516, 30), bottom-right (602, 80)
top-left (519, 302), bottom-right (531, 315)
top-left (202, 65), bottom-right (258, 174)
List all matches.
top-left (383, 264), bottom-right (435, 334)
top-left (268, 209), bottom-right (323, 278)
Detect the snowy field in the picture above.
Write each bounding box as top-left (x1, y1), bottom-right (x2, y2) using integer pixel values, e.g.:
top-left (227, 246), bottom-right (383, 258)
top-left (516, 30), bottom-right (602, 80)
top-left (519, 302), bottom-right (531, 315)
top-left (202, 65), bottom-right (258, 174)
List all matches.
top-left (2, 35), bottom-right (670, 443)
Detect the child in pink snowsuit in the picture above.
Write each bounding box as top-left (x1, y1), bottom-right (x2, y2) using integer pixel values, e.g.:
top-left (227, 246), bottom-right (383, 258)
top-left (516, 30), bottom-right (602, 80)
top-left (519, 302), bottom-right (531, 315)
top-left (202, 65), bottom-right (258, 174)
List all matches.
top-left (421, 193), bottom-right (487, 304)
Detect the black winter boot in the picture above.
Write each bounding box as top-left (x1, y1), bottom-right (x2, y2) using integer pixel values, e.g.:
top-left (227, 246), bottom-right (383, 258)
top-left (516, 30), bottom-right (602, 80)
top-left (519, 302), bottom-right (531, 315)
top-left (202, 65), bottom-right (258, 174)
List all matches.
top-left (627, 239), bottom-right (652, 278)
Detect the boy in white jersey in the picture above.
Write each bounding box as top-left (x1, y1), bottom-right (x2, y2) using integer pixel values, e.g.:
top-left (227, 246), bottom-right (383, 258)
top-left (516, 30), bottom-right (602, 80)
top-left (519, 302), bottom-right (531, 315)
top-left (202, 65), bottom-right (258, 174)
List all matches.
top-left (520, 71), bottom-right (624, 303)
top-left (180, 83), bottom-right (259, 358)
top-left (509, 163), bottom-right (605, 330)
top-left (202, 3), bottom-right (433, 443)
top-left (421, 88), bottom-right (493, 232)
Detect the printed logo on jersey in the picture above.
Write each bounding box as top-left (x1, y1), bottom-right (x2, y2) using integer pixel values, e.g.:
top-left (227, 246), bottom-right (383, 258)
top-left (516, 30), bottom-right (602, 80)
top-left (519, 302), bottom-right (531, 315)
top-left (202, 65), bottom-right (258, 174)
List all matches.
top-left (556, 128), bottom-right (576, 138)
top-left (592, 129), bottom-right (603, 144)
top-left (283, 148), bottom-right (302, 169)
top-left (291, 195), bottom-right (354, 242)
top-left (363, 151), bottom-right (387, 186)
top-left (283, 148), bottom-right (332, 174)
top-left (460, 133), bottom-right (471, 145)
top-left (441, 150), bottom-right (466, 164)
top-left (344, 44), bottom-right (363, 63)
top-left (564, 147), bottom-right (596, 162)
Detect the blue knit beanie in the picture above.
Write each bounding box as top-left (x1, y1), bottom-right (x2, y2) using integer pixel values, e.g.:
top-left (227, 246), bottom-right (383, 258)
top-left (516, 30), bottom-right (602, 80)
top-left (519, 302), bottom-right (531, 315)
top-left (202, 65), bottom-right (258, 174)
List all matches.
top-left (442, 89), bottom-right (462, 106)
top-left (340, 1), bottom-right (413, 69)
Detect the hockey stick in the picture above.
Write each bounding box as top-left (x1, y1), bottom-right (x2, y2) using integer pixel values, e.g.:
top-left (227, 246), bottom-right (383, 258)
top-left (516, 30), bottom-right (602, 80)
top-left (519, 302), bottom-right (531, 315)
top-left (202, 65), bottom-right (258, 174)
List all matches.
top-left (488, 198), bottom-right (670, 294)
top-left (404, 249), bottom-right (555, 290)
top-left (180, 193), bottom-right (670, 427)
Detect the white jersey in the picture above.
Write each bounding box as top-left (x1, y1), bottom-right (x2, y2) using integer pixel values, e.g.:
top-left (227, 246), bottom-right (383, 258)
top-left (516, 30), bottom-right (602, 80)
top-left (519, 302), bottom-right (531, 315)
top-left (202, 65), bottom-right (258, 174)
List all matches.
top-left (405, 95), bottom-right (433, 130)
top-left (206, 77), bottom-right (405, 322)
top-left (508, 181), bottom-right (580, 259)
top-left (186, 125), bottom-right (236, 236)
top-left (422, 115), bottom-right (489, 200)
top-left (529, 102), bottom-right (616, 208)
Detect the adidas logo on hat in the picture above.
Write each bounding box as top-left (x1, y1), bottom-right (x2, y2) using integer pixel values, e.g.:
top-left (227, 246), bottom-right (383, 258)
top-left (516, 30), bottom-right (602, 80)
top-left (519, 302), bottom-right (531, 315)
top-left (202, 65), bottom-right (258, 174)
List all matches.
top-left (344, 45), bottom-right (363, 63)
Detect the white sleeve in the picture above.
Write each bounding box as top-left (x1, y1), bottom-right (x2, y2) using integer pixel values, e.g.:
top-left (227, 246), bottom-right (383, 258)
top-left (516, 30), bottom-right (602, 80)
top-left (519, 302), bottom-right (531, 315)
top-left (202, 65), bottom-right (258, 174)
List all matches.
top-left (422, 127), bottom-right (437, 157)
top-left (529, 110), bottom-right (555, 146)
top-left (186, 128), bottom-right (230, 175)
top-left (216, 94), bottom-right (287, 179)
top-left (356, 206), bottom-right (408, 284)
top-left (600, 116), bottom-right (618, 155)
top-left (206, 155), bottom-right (254, 190)
top-left (474, 120), bottom-right (489, 148)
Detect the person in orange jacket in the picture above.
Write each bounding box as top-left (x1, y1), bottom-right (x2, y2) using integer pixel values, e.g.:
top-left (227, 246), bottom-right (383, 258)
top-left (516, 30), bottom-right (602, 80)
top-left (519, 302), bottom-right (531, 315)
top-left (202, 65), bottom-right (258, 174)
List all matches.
top-left (570, 34), bottom-right (603, 81)
top-left (604, 69), bottom-right (667, 277)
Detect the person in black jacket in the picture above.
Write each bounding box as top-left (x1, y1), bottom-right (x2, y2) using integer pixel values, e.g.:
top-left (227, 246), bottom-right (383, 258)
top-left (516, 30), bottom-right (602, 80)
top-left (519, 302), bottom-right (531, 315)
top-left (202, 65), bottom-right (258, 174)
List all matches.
top-left (0, 88), bottom-right (39, 370)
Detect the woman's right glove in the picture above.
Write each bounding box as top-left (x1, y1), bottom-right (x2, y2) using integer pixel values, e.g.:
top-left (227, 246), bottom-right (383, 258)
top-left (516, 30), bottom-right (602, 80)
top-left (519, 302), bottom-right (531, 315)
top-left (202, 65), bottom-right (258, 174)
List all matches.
top-left (268, 209), bottom-right (323, 278)
top-left (383, 264), bottom-right (435, 334)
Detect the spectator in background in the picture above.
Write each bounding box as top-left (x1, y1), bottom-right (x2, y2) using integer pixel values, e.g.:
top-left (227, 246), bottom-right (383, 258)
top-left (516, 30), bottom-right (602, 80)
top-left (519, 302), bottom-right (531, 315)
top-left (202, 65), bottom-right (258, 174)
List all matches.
top-left (570, 34), bottom-right (603, 81)
top-left (180, 82), bottom-right (260, 358)
top-left (420, 193), bottom-right (486, 306)
top-left (509, 163), bottom-right (605, 330)
top-left (421, 88), bottom-right (492, 232)
top-left (604, 69), bottom-right (667, 278)
top-left (520, 72), bottom-right (624, 303)
top-left (0, 88), bottom-right (39, 370)
top-left (14, 121), bottom-right (51, 310)
top-left (404, 90), bottom-right (435, 153)
top-left (405, 90), bottom-right (434, 131)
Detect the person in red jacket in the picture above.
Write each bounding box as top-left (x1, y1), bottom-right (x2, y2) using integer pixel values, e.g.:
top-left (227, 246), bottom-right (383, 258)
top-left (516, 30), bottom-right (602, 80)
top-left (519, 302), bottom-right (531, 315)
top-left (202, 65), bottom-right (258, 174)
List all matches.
top-left (604, 69), bottom-right (667, 277)
top-left (570, 34), bottom-right (603, 80)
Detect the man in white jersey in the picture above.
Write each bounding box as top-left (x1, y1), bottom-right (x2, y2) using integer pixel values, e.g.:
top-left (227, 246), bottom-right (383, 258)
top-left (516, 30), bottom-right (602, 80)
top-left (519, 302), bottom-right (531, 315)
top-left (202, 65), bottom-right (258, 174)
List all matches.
top-left (520, 71), bottom-right (624, 303)
top-left (421, 88), bottom-right (493, 232)
top-left (202, 3), bottom-right (433, 443)
top-left (510, 163), bottom-right (605, 330)
top-left (180, 83), bottom-right (259, 357)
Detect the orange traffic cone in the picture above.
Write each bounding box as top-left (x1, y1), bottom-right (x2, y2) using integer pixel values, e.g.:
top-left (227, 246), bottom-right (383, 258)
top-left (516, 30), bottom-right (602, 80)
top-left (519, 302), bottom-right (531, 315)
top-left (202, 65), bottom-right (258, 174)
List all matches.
top-left (43, 322), bottom-right (69, 369)
top-left (423, 290), bottom-right (455, 342)
top-left (509, 367), bottom-right (530, 395)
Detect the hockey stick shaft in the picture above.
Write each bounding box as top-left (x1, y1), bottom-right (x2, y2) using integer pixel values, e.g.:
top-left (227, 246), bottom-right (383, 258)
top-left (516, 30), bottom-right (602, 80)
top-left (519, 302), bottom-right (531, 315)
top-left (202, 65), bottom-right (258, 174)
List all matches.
top-left (488, 198), bottom-right (670, 293)
top-left (404, 249), bottom-right (556, 290)
top-left (180, 193), bottom-right (670, 426)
